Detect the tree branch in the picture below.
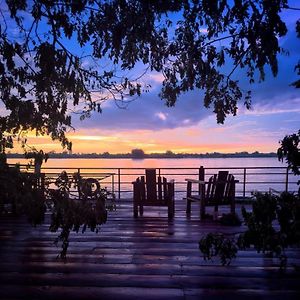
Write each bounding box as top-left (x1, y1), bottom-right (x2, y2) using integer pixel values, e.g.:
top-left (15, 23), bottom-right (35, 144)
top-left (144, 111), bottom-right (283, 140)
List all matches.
top-left (282, 5), bottom-right (300, 11)
top-left (226, 47), bottom-right (250, 83)
top-left (203, 33), bottom-right (240, 47)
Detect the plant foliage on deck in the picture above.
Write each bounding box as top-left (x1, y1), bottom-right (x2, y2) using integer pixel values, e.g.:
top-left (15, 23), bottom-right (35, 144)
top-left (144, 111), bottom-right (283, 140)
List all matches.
top-left (0, 162), bottom-right (113, 258)
top-left (199, 191), bottom-right (300, 269)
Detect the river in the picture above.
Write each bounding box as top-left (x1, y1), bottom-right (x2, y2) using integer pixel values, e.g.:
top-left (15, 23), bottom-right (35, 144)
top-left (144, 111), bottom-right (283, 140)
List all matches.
top-left (7, 156), bottom-right (285, 169)
top-left (8, 157), bottom-right (298, 198)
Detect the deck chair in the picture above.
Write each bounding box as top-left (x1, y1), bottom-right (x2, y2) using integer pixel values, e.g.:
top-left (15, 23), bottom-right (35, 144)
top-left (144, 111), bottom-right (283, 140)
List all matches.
top-left (133, 168), bottom-right (175, 219)
top-left (185, 169), bottom-right (238, 219)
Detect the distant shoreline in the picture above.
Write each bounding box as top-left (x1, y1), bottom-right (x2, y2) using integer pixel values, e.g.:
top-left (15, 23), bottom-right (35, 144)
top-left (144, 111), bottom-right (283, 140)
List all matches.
top-left (7, 152), bottom-right (278, 159)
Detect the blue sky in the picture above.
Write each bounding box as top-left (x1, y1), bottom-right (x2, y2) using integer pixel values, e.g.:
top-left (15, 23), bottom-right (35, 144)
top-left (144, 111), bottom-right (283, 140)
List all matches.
top-left (63, 5), bottom-right (299, 154)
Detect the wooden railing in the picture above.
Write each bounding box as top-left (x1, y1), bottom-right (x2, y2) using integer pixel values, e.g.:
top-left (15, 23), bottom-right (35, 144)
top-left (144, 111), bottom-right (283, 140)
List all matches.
top-left (10, 165), bottom-right (299, 201)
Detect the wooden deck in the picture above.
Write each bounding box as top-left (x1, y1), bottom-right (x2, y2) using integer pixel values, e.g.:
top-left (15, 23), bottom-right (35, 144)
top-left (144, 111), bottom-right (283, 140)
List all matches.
top-left (0, 199), bottom-right (300, 300)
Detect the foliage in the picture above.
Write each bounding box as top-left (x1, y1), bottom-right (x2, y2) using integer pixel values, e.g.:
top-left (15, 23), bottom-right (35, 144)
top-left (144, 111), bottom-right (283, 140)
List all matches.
top-left (24, 149), bottom-right (49, 164)
top-left (277, 129), bottom-right (300, 194)
top-left (49, 171), bottom-right (111, 258)
top-left (0, 0), bottom-right (299, 149)
top-left (0, 162), bottom-right (113, 258)
top-left (199, 233), bottom-right (238, 265)
top-left (131, 148), bottom-right (145, 159)
top-left (0, 163), bottom-right (46, 224)
top-left (199, 192), bottom-right (300, 270)
top-left (24, 148), bottom-right (49, 174)
top-left (277, 130), bottom-right (300, 176)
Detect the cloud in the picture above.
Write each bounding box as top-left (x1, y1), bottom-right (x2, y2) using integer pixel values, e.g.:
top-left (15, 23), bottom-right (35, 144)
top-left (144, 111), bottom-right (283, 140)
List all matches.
top-left (70, 25), bottom-right (299, 134)
top-left (146, 73), bottom-right (165, 84)
top-left (155, 112), bottom-right (168, 121)
top-left (69, 135), bottom-right (118, 142)
top-left (71, 87), bottom-right (210, 132)
top-left (239, 29), bottom-right (300, 108)
top-left (241, 98), bottom-right (300, 116)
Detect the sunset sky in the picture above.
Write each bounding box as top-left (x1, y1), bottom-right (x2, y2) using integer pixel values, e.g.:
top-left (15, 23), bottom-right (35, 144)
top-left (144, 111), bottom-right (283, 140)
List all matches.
top-left (5, 2), bottom-right (300, 154)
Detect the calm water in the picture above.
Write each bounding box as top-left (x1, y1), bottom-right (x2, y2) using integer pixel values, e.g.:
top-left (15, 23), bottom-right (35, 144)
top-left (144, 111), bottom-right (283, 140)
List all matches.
top-left (7, 156), bottom-right (285, 169)
top-left (8, 157), bottom-right (298, 197)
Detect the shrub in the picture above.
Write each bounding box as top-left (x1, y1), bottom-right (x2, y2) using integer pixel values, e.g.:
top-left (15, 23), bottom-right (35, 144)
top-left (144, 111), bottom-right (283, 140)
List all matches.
top-left (0, 163), bottom-right (114, 258)
top-left (199, 191), bottom-right (300, 270)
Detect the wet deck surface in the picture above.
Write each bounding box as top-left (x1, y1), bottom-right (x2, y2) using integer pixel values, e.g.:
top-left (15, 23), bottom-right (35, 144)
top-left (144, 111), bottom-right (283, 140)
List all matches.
top-left (0, 199), bottom-right (300, 300)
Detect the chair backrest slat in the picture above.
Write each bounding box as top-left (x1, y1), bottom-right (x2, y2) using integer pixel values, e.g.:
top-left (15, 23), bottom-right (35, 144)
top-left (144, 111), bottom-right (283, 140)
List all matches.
top-left (224, 174), bottom-right (233, 199)
top-left (140, 176), bottom-right (146, 201)
top-left (206, 171), bottom-right (230, 205)
top-left (163, 177), bottom-right (167, 200)
top-left (206, 174), bottom-right (216, 200)
top-left (157, 176), bottom-right (162, 201)
top-left (146, 168), bottom-right (157, 201)
top-left (214, 171), bottom-right (228, 200)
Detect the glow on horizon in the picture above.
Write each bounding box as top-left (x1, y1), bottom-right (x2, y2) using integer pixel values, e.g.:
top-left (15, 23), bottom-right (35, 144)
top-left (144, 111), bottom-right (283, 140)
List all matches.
top-left (10, 118), bottom-right (284, 154)
top-left (11, 137), bottom-right (276, 154)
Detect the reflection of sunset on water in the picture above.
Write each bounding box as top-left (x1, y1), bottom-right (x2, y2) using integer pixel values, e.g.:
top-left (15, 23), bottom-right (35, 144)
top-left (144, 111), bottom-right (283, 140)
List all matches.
top-left (8, 157), bottom-right (285, 169)
top-left (7, 157), bottom-right (297, 199)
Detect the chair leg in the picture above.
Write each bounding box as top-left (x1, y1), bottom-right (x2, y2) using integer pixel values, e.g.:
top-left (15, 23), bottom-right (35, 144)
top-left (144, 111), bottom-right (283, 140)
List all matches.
top-left (186, 181), bottom-right (192, 215)
top-left (133, 201), bottom-right (138, 218)
top-left (133, 182), bottom-right (139, 218)
top-left (214, 204), bottom-right (218, 212)
top-left (230, 184), bottom-right (236, 214)
top-left (213, 205), bottom-right (219, 220)
top-left (139, 204), bottom-right (143, 216)
top-left (186, 199), bottom-right (191, 214)
top-left (230, 198), bottom-right (235, 214)
top-left (173, 199), bottom-right (175, 215)
top-left (200, 199), bottom-right (206, 219)
top-left (168, 199), bottom-right (174, 219)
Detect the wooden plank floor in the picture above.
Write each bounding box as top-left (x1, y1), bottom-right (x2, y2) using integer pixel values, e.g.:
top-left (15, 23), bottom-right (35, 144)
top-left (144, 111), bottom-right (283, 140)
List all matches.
top-left (0, 199), bottom-right (300, 300)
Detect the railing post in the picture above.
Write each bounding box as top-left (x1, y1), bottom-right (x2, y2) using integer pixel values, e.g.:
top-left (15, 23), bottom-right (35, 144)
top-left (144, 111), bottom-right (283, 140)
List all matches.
top-left (243, 168), bottom-right (246, 199)
top-left (285, 167), bottom-right (289, 192)
top-left (158, 168), bottom-right (161, 177)
top-left (118, 168), bottom-right (121, 200)
top-left (199, 166), bottom-right (205, 195)
top-left (111, 174), bottom-right (115, 196)
top-left (77, 168), bottom-right (80, 174)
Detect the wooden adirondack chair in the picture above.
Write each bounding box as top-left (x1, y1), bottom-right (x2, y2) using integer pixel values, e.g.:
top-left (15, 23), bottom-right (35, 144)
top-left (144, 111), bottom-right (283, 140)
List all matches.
top-left (185, 167), bottom-right (238, 219)
top-left (133, 168), bottom-right (175, 219)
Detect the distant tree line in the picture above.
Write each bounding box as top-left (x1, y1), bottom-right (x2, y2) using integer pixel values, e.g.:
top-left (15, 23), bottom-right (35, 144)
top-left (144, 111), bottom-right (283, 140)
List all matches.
top-left (6, 150), bottom-right (277, 160)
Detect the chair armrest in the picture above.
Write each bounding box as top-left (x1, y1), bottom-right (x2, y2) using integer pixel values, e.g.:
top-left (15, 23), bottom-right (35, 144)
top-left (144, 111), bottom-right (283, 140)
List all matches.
top-left (185, 178), bottom-right (205, 184)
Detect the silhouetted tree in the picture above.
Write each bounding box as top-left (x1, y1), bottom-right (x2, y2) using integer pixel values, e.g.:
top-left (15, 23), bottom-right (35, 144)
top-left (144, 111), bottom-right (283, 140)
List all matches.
top-left (131, 148), bottom-right (145, 159)
top-left (165, 150), bottom-right (175, 156)
top-left (277, 130), bottom-right (300, 176)
top-left (0, 0), bottom-right (299, 150)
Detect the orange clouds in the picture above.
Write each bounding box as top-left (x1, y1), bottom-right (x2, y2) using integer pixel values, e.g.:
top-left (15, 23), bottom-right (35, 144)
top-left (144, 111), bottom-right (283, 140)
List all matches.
top-left (8, 118), bottom-right (279, 154)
